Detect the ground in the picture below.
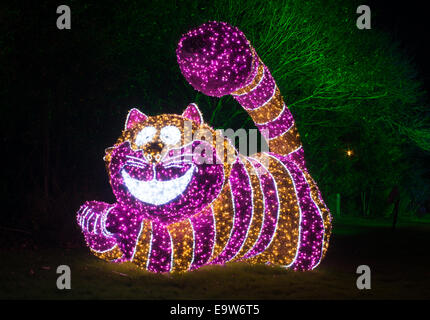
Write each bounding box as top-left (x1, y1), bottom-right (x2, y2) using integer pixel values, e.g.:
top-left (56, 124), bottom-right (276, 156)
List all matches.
top-left (1, 216), bottom-right (429, 299)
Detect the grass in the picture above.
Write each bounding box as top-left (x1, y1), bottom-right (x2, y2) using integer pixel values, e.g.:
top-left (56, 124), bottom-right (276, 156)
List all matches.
top-left (1, 216), bottom-right (429, 299)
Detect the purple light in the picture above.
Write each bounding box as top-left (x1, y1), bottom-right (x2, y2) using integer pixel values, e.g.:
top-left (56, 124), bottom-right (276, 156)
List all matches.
top-left (176, 21), bottom-right (256, 97)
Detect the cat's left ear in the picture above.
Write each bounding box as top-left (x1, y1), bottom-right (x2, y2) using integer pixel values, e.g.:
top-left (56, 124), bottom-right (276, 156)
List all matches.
top-left (182, 103), bottom-right (203, 125)
top-left (125, 108), bottom-right (148, 130)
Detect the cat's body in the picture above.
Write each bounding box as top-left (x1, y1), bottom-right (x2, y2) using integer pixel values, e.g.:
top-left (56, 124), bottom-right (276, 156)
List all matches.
top-left (77, 21), bottom-right (332, 272)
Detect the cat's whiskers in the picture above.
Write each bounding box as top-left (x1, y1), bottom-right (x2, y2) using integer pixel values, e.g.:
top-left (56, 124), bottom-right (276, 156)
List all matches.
top-left (126, 155), bottom-right (149, 164)
top-left (125, 161), bottom-right (147, 169)
top-left (162, 154), bottom-right (194, 166)
top-left (163, 162), bottom-right (191, 169)
top-left (160, 140), bottom-right (203, 162)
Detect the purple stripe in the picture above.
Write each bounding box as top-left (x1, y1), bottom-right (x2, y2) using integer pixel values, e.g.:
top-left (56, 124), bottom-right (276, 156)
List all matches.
top-left (242, 158), bottom-right (279, 259)
top-left (107, 206), bottom-right (143, 261)
top-left (234, 66), bottom-right (275, 110)
top-left (256, 104), bottom-right (295, 139)
top-left (189, 207), bottom-right (215, 270)
top-left (210, 158), bottom-right (253, 264)
top-left (147, 222), bottom-right (172, 273)
top-left (284, 147), bottom-right (306, 170)
top-left (273, 154), bottom-right (324, 270)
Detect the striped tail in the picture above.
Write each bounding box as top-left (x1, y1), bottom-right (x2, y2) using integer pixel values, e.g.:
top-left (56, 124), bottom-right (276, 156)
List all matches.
top-left (174, 21), bottom-right (332, 271)
top-left (232, 51), bottom-right (302, 157)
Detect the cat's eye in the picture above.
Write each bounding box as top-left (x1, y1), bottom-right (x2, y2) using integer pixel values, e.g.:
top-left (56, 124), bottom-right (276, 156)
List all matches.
top-left (160, 126), bottom-right (181, 145)
top-left (135, 126), bottom-right (156, 146)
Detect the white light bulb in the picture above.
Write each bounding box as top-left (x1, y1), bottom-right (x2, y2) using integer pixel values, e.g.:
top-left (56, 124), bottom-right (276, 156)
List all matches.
top-left (121, 165), bottom-right (195, 205)
top-left (136, 126), bottom-right (156, 146)
top-left (160, 126), bottom-right (181, 145)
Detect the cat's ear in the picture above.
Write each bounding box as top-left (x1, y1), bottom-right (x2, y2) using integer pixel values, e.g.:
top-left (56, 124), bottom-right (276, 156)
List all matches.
top-left (125, 108), bottom-right (148, 130)
top-left (182, 103), bottom-right (203, 125)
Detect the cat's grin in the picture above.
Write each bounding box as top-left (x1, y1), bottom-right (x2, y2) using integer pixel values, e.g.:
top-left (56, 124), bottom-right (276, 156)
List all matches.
top-left (121, 164), bottom-right (195, 206)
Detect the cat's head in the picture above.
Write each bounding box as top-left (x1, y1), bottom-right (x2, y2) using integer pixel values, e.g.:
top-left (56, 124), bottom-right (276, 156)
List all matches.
top-left (104, 103), bottom-right (236, 224)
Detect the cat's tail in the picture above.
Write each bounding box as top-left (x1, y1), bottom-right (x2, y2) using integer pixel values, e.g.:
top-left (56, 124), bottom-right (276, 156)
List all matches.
top-left (176, 21), bottom-right (302, 158)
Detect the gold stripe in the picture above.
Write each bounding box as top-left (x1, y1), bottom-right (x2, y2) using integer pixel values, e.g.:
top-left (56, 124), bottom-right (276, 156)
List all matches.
top-left (247, 86), bottom-right (284, 124)
top-left (232, 158), bottom-right (265, 261)
top-left (167, 219), bottom-right (194, 273)
top-left (91, 245), bottom-right (123, 261)
top-left (268, 125), bottom-right (302, 156)
top-left (131, 219), bottom-right (152, 269)
top-left (248, 154), bottom-right (300, 265)
top-left (215, 132), bottom-right (238, 168)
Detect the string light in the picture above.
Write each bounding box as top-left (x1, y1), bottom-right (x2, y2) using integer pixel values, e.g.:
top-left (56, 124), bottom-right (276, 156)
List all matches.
top-left (77, 21), bottom-right (332, 273)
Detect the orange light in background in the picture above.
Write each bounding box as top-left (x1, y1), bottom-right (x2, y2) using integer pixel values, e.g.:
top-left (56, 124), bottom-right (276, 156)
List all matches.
top-left (346, 149), bottom-right (353, 157)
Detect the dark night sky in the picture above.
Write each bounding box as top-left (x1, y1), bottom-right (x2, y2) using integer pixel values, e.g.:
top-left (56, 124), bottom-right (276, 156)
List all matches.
top-left (27, 1), bottom-right (430, 92)
top-left (370, 1), bottom-right (430, 92)
top-left (29, 1), bottom-right (430, 97)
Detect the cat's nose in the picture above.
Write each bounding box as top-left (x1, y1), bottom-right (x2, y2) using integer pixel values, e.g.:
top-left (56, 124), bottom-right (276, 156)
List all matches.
top-left (144, 142), bottom-right (164, 163)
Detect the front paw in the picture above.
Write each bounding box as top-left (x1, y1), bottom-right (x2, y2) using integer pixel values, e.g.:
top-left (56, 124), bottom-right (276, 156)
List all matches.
top-left (77, 201), bottom-right (113, 237)
top-left (176, 21), bottom-right (255, 97)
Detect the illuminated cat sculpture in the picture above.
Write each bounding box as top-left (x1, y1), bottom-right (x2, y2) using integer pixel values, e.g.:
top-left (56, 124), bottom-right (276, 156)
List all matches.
top-left (77, 21), bottom-right (332, 272)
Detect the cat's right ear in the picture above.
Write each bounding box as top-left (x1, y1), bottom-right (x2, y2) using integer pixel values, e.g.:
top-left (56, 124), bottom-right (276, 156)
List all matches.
top-left (182, 103), bottom-right (203, 124)
top-left (125, 108), bottom-right (148, 130)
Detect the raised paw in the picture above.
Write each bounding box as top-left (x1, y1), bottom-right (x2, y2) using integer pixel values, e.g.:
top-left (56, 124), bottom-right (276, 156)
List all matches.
top-left (77, 201), bottom-right (118, 252)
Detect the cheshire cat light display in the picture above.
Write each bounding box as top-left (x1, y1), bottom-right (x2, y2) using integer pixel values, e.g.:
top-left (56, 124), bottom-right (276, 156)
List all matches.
top-left (77, 21), bottom-right (332, 272)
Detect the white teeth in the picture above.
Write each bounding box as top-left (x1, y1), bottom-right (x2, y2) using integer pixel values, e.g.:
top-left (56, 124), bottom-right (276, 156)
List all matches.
top-left (121, 165), bottom-right (195, 206)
